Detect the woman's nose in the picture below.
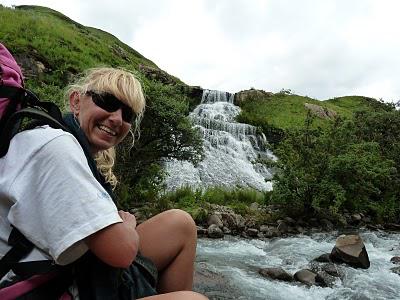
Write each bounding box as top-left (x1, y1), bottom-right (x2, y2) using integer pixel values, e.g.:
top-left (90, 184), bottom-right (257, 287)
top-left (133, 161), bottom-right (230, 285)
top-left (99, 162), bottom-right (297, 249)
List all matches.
top-left (109, 108), bottom-right (123, 124)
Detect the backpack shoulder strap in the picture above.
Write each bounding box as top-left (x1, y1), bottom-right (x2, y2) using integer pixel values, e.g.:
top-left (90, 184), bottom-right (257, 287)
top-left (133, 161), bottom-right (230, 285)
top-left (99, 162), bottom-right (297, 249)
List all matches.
top-left (0, 228), bottom-right (35, 279)
top-left (0, 106), bottom-right (68, 158)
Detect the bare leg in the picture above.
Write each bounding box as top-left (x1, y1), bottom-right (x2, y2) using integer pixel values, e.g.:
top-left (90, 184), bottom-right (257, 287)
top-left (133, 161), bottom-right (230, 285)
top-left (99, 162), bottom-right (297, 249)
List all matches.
top-left (136, 209), bottom-right (198, 293)
top-left (140, 291), bottom-right (208, 300)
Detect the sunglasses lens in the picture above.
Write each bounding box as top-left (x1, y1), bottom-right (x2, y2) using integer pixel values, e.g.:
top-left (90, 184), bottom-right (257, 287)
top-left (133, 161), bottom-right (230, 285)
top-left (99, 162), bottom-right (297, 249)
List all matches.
top-left (122, 109), bottom-right (134, 123)
top-left (89, 91), bottom-right (134, 123)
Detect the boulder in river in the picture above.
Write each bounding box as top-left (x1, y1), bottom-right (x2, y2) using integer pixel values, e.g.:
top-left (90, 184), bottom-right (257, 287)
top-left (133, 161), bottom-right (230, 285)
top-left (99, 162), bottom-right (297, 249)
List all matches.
top-left (390, 256), bottom-right (400, 265)
top-left (197, 226), bottom-right (207, 236)
top-left (391, 266), bottom-right (400, 275)
top-left (330, 234), bottom-right (370, 269)
top-left (207, 213), bottom-right (223, 228)
top-left (294, 269), bottom-right (327, 287)
top-left (313, 253), bottom-right (332, 263)
top-left (246, 228), bottom-right (259, 237)
top-left (259, 267), bottom-right (293, 282)
top-left (207, 224), bottom-right (224, 238)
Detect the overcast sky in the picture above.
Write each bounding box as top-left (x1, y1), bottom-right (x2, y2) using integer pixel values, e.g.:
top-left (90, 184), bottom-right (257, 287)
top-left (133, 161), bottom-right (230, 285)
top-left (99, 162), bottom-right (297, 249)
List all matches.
top-left (1, 0), bottom-right (400, 102)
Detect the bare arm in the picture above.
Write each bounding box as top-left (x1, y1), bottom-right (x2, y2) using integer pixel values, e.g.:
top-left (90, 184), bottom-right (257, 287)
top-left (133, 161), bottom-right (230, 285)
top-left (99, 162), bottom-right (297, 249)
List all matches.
top-left (85, 210), bottom-right (139, 268)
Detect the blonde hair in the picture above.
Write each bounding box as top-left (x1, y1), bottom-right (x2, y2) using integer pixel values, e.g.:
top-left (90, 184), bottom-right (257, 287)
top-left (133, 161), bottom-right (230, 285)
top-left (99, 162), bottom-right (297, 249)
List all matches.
top-left (65, 67), bottom-right (146, 187)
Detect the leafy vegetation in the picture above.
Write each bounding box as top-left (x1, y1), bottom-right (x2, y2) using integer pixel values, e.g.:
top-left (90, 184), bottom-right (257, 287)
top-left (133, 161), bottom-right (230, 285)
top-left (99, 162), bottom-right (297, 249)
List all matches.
top-left (156, 186), bottom-right (268, 223)
top-left (270, 109), bottom-right (400, 222)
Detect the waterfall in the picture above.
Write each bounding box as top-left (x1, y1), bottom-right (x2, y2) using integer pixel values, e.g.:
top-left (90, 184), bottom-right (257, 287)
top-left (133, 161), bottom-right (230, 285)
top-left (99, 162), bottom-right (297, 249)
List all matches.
top-left (164, 89), bottom-right (275, 191)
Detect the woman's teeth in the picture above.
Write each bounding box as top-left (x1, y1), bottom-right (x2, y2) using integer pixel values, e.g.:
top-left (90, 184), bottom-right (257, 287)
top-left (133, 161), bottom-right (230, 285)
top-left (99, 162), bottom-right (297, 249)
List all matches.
top-left (98, 125), bottom-right (117, 136)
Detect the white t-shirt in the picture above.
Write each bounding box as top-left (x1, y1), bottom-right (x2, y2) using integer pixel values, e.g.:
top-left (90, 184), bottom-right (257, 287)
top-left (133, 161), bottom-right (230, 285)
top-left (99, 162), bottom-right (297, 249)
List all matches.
top-left (0, 126), bottom-right (122, 267)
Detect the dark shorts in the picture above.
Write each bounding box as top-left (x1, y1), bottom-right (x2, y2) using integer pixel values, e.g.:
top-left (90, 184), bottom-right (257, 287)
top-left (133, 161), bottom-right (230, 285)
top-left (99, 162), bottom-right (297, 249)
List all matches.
top-left (122, 254), bottom-right (158, 299)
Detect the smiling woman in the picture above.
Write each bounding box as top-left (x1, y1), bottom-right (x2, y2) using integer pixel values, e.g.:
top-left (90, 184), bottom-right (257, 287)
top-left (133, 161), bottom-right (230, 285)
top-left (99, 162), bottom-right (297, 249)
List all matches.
top-left (0, 67), bottom-right (207, 299)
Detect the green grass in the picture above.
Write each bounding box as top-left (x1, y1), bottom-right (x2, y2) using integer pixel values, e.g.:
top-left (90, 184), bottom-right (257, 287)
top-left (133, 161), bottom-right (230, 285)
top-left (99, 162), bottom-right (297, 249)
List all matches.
top-left (0, 5), bottom-right (164, 101)
top-left (237, 92), bottom-right (391, 132)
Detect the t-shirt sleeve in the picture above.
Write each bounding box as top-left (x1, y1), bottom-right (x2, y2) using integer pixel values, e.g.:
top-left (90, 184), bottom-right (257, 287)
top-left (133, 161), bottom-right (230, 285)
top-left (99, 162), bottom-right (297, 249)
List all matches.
top-left (8, 133), bottom-right (122, 265)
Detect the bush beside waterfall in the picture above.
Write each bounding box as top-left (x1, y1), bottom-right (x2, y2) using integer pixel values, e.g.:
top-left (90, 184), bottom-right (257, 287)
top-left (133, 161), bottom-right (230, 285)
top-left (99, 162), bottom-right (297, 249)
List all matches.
top-left (271, 109), bottom-right (400, 222)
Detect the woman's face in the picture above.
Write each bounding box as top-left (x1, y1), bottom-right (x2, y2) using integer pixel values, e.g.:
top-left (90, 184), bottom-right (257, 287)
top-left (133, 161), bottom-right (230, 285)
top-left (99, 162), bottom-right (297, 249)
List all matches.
top-left (70, 92), bottom-right (132, 153)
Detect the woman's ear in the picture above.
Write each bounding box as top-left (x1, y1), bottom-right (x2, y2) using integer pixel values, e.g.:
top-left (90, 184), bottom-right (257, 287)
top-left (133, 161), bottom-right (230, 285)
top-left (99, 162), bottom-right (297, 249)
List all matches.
top-left (69, 91), bottom-right (81, 115)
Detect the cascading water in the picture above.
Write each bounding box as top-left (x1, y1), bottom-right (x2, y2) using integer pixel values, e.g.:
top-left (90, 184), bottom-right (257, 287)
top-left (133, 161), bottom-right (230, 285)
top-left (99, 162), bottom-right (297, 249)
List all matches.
top-left (164, 89), bottom-right (275, 191)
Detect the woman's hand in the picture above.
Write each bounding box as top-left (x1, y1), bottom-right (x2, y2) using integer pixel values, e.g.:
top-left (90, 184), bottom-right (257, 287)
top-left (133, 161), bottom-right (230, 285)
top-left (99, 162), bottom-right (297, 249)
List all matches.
top-left (118, 210), bottom-right (137, 229)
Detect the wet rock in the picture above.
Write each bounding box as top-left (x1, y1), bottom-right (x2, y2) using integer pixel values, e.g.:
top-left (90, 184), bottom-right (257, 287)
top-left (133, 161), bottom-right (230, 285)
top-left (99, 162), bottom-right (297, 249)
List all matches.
top-left (294, 269), bottom-right (326, 286)
top-left (385, 223), bottom-right (400, 231)
top-left (308, 218), bottom-right (320, 228)
top-left (194, 262), bottom-right (244, 299)
top-left (185, 85), bottom-right (203, 100)
top-left (220, 213), bottom-right (235, 228)
top-left (222, 226), bottom-right (231, 235)
top-left (362, 215), bottom-right (371, 223)
top-left (351, 213), bottom-right (362, 223)
top-left (244, 218), bottom-right (256, 229)
top-left (330, 234), bottom-right (370, 269)
top-left (337, 216), bottom-right (348, 227)
top-left (284, 217), bottom-right (296, 225)
top-left (295, 225), bottom-right (306, 234)
top-left (259, 267), bottom-right (293, 282)
top-left (221, 212), bottom-right (245, 230)
top-left (263, 227), bottom-right (280, 238)
top-left (296, 219), bottom-right (308, 228)
top-left (246, 228), bottom-right (259, 237)
top-left (322, 263), bottom-right (341, 277)
top-left (208, 214), bottom-right (223, 228)
top-left (390, 256), bottom-right (400, 264)
top-left (367, 224), bottom-right (383, 231)
top-left (259, 225), bottom-right (270, 233)
top-left (320, 219), bottom-right (334, 231)
top-left (316, 271), bottom-right (337, 287)
top-left (391, 266), bottom-right (400, 275)
top-left (207, 224), bottom-right (224, 239)
top-left (313, 253), bottom-right (332, 263)
top-left (197, 226), bottom-right (207, 236)
top-left (277, 221), bottom-right (288, 233)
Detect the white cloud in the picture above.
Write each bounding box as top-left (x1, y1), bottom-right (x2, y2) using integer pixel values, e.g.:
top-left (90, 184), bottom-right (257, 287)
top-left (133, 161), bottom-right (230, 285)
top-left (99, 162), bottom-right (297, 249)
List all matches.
top-left (1, 0), bottom-right (399, 101)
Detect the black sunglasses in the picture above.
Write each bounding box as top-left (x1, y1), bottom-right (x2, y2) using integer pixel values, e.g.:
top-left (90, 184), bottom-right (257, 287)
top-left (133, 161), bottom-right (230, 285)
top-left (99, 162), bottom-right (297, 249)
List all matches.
top-left (86, 91), bottom-right (134, 123)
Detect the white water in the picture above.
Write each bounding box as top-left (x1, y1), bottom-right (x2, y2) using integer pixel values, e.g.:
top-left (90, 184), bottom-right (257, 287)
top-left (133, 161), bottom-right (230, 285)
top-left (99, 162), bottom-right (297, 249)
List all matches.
top-left (196, 231), bottom-right (400, 300)
top-left (165, 90), bottom-right (275, 191)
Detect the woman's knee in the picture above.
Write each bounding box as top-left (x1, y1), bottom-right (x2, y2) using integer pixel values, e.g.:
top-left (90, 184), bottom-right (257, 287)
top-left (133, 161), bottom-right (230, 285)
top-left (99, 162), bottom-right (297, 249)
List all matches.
top-left (164, 209), bottom-right (197, 237)
top-left (141, 291), bottom-right (207, 299)
top-left (166, 291), bottom-right (208, 299)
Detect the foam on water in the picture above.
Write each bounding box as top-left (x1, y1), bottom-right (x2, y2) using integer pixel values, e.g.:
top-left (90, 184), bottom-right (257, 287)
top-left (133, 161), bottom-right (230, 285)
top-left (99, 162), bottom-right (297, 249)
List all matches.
top-left (197, 232), bottom-right (400, 299)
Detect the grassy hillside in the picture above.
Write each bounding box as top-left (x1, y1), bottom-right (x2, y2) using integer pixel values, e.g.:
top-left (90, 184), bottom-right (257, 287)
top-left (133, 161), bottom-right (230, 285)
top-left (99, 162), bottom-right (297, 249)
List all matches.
top-left (0, 5), bottom-right (186, 106)
top-left (237, 90), bottom-right (392, 139)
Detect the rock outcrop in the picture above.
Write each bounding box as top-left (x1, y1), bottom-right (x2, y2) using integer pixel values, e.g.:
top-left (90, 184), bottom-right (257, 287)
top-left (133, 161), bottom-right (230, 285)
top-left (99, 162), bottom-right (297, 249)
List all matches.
top-left (304, 103), bottom-right (337, 120)
top-left (139, 64), bottom-right (179, 85)
top-left (234, 89), bottom-right (273, 106)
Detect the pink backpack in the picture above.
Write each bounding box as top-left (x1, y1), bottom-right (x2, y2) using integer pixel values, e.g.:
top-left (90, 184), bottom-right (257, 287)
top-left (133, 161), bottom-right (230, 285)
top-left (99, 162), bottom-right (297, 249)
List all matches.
top-left (0, 43), bottom-right (23, 118)
top-left (0, 42), bottom-right (66, 157)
